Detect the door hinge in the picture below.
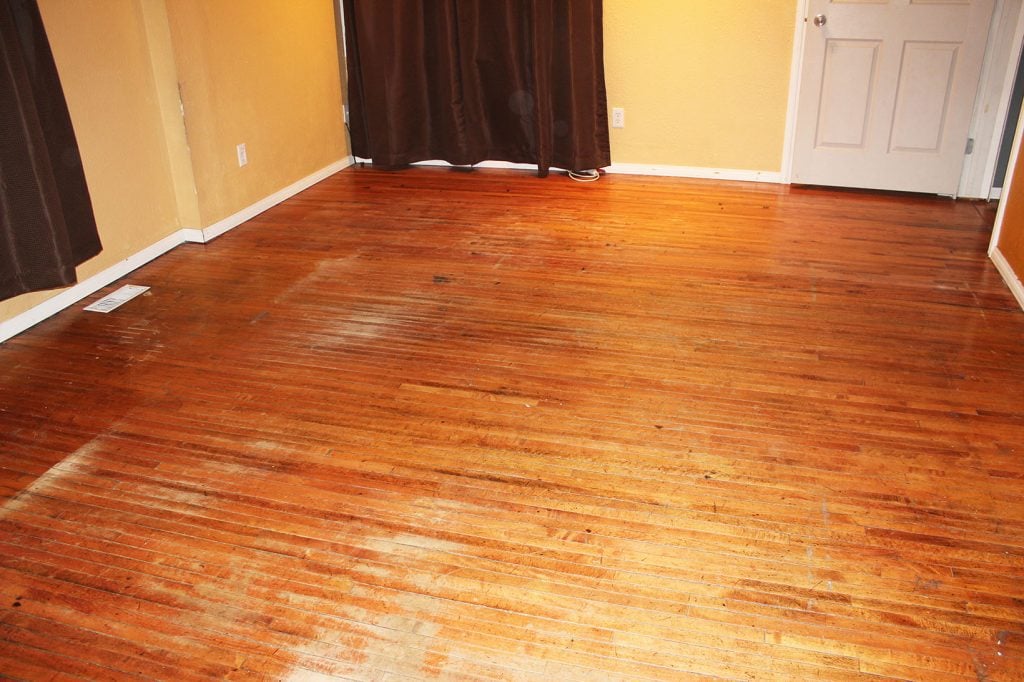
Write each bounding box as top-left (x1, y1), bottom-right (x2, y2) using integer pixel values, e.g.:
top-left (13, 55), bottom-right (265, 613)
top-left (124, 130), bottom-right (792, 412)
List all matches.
top-left (965, 138), bottom-right (975, 155)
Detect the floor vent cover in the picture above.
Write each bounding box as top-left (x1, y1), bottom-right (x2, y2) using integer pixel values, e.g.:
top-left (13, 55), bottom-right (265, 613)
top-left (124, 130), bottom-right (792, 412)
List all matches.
top-left (84, 285), bottom-right (150, 314)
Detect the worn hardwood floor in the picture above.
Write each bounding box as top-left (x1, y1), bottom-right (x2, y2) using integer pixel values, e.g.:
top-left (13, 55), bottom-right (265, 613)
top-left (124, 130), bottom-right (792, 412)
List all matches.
top-left (1, 167), bottom-right (1023, 681)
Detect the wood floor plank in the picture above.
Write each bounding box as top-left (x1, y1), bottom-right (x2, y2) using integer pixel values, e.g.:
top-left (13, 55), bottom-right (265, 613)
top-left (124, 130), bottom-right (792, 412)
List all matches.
top-left (2, 168), bottom-right (1022, 680)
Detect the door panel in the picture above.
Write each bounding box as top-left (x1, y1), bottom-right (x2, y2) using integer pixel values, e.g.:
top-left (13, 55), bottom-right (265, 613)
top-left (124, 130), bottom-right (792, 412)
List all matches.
top-left (792, 0), bottom-right (995, 194)
top-left (817, 40), bottom-right (880, 148)
top-left (889, 42), bottom-right (958, 152)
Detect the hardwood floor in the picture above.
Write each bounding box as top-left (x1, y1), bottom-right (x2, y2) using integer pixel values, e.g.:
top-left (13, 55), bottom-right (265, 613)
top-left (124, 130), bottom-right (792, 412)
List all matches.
top-left (1, 167), bottom-right (1023, 681)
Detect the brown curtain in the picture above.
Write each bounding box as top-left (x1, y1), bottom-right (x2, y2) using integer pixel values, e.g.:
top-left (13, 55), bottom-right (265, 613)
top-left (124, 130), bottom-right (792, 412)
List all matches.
top-left (0, 0), bottom-right (100, 303)
top-left (343, 0), bottom-right (610, 177)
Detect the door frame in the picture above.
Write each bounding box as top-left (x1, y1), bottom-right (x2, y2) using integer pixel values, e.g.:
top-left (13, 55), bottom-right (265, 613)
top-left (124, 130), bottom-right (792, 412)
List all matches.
top-left (781, 0), bottom-right (1024, 198)
top-left (988, 106), bottom-right (1024, 308)
top-left (961, 0), bottom-right (1024, 199)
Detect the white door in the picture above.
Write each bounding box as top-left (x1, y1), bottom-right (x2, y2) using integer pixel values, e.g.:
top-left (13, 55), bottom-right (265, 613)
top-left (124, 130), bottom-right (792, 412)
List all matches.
top-left (791, 0), bottom-right (995, 195)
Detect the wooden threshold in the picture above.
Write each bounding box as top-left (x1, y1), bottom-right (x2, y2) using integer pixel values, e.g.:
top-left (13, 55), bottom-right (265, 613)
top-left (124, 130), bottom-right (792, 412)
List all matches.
top-left (1, 167), bottom-right (1022, 680)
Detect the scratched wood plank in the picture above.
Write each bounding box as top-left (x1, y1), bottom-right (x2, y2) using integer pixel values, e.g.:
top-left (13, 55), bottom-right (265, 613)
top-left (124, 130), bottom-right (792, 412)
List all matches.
top-left (1, 167), bottom-right (1023, 680)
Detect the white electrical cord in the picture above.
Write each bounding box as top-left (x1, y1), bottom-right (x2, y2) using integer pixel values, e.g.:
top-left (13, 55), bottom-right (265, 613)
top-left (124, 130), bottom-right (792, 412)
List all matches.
top-left (568, 169), bottom-right (601, 183)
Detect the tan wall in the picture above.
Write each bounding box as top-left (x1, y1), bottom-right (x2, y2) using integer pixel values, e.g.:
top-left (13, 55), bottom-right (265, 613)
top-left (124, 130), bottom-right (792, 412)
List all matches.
top-left (604, 0), bottom-right (796, 171)
top-left (998, 141), bottom-right (1024, 280)
top-left (0, 0), bottom-right (182, 323)
top-left (164, 0), bottom-right (349, 226)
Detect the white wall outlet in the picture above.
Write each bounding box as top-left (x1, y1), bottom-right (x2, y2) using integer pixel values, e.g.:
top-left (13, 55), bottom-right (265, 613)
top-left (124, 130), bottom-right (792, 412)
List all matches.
top-left (612, 107), bottom-right (625, 129)
top-left (236, 143), bottom-right (248, 167)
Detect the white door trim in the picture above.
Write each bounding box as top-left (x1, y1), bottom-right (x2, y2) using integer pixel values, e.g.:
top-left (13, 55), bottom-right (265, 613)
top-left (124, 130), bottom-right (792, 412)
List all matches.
top-left (960, 0), bottom-right (1024, 199)
top-left (782, 0), bottom-right (1021, 197)
top-left (782, 0), bottom-right (809, 184)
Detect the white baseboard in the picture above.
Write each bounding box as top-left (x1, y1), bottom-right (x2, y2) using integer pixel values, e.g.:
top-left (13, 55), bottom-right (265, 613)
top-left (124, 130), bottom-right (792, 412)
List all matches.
top-left (607, 163), bottom-right (783, 184)
top-left (355, 157), bottom-right (785, 184)
top-left (0, 157), bottom-right (354, 343)
top-left (192, 157), bottom-right (355, 242)
top-left (0, 230), bottom-right (187, 343)
top-left (990, 247), bottom-right (1024, 311)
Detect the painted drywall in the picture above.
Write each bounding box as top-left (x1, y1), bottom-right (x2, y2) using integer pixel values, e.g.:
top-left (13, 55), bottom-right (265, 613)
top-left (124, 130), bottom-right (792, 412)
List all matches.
top-left (0, 0), bottom-right (182, 323)
top-left (998, 138), bottom-right (1024, 278)
top-left (603, 0), bottom-right (796, 171)
top-left (164, 0), bottom-right (349, 226)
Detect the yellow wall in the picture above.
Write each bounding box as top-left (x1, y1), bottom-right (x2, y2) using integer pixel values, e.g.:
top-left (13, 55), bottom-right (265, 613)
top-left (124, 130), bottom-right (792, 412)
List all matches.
top-left (165, 0), bottom-right (348, 226)
top-left (604, 0), bottom-right (796, 171)
top-left (1, 0), bottom-right (349, 324)
top-left (0, 0), bottom-right (182, 323)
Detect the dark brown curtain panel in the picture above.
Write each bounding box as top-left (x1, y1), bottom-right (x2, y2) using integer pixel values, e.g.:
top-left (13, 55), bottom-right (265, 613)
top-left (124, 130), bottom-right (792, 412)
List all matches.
top-left (343, 0), bottom-right (610, 177)
top-left (0, 0), bottom-right (100, 303)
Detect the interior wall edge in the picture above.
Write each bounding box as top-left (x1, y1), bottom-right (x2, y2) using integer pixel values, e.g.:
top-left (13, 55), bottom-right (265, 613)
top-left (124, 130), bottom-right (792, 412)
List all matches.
top-left (138, 0), bottom-right (201, 229)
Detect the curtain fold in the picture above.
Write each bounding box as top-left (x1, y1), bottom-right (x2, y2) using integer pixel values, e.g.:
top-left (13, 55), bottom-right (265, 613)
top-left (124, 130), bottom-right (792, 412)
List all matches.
top-left (0, 0), bottom-right (100, 303)
top-left (343, 0), bottom-right (610, 177)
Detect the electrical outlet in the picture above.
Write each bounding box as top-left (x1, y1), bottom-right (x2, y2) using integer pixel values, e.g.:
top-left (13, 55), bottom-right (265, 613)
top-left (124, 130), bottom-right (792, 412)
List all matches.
top-left (236, 143), bottom-right (248, 167)
top-left (612, 107), bottom-right (625, 129)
